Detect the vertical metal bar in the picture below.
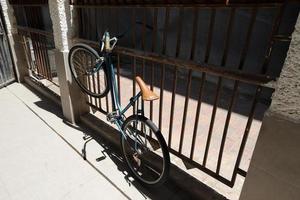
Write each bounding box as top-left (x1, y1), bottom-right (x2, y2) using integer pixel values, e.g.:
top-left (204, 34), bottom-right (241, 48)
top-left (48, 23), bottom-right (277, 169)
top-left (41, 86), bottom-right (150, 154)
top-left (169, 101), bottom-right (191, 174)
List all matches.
top-left (22, 36), bottom-right (32, 71)
top-left (261, 4), bottom-right (285, 75)
top-left (39, 35), bottom-right (49, 80)
top-left (86, 55), bottom-right (93, 105)
top-left (162, 7), bottom-right (169, 55)
top-left (78, 7), bottom-right (83, 37)
top-left (216, 8), bottom-right (254, 174)
top-left (168, 8), bottom-right (183, 147)
top-left (203, 77), bottom-right (222, 166)
top-left (30, 26), bottom-right (40, 74)
top-left (42, 36), bottom-right (52, 80)
top-left (203, 8), bottom-right (235, 167)
top-left (231, 86), bottom-right (262, 185)
top-left (82, 7), bottom-right (87, 39)
top-left (36, 34), bottom-right (46, 78)
top-left (92, 58), bottom-right (98, 107)
top-left (238, 8), bottom-right (257, 70)
top-left (190, 73), bottom-right (206, 159)
top-left (141, 8), bottom-right (146, 52)
top-left (88, 7), bottom-right (93, 41)
top-left (150, 63), bottom-right (154, 138)
top-left (100, 8), bottom-right (104, 35)
top-left (216, 81), bottom-right (239, 174)
top-left (179, 8), bottom-right (199, 153)
top-left (158, 64), bottom-right (165, 130)
top-left (115, 7), bottom-right (119, 34)
top-left (36, 34), bottom-right (45, 77)
top-left (94, 6), bottom-right (98, 41)
top-left (141, 9), bottom-right (147, 109)
top-left (221, 8), bottom-right (235, 66)
top-left (150, 8), bottom-right (157, 124)
top-left (117, 53), bottom-right (121, 102)
top-left (175, 8), bottom-right (184, 58)
top-left (105, 93), bottom-right (109, 113)
top-left (39, 35), bottom-right (47, 79)
top-left (25, 8), bottom-right (38, 72)
top-left (178, 70), bottom-right (192, 153)
top-left (152, 8), bottom-right (158, 55)
top-left (107, 7), bottom-right (112, 36)
top-left (132, 56), bottom-right (137, 114)
top-left (168, 68), bottom-right (177, 147)
top-left (132, 8), bottom-right (136, 114)
top-left (32, 34), bottom-right (42, 77)
top-left (158, 7), bottom-right (169, 130)
top-left (204, 8), bottom-right (215, 63)
top-left (97, 70), bottom-right (102, 110)
top-left (131, 8), bottom-right (136, 49)
top-left (189, 8), bottom-right (199, 61)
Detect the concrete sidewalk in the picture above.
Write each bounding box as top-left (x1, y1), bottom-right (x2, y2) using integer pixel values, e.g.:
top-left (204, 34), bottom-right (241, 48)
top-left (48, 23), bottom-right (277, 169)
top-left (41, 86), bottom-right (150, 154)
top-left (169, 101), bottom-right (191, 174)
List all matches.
top-left (0, 83), bottom-right (201, 200)
top-left (0, 84), bottom-right (130, 199)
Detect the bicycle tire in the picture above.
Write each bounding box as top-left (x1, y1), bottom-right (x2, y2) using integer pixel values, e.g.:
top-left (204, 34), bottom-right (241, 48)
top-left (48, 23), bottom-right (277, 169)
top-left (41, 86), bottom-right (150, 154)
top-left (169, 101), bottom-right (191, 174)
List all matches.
top-left (68, 43), bottom-right (109, 98)
top-left (121, 115), bottom-right (170, 186)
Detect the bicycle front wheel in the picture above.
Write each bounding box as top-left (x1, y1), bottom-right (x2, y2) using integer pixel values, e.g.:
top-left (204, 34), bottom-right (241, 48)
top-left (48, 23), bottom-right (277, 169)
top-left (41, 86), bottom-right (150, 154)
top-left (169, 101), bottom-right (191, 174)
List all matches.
top-left (68, 43), bottom-right (109, 97)
top-left (121, 115), bottom-right (170, 186)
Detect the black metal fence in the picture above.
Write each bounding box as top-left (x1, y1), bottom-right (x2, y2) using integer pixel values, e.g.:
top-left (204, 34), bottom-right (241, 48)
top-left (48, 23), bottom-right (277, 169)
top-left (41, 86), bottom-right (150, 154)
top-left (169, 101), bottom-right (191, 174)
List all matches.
top-left (7, 0), bottom-right (300, 187)
top-left (10, 0), bottom-right (57, 84)
top-left (0, 11), bottom-right (15, 87)
top-left (71, 1), bottom-right (299, 187)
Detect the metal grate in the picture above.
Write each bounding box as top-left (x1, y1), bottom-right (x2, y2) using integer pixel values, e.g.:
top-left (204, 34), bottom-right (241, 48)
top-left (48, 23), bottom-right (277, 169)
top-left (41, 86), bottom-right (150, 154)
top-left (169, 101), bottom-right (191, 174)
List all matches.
top-left (73, 2), bottom-right (299, 187)
top-left (11, 1), bottom-right (57, 84)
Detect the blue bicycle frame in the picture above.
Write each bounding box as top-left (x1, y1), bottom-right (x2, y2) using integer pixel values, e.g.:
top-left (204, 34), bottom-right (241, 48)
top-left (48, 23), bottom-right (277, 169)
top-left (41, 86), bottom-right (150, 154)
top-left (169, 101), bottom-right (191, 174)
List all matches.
top-left (101, 51), bottom-right (143, 139)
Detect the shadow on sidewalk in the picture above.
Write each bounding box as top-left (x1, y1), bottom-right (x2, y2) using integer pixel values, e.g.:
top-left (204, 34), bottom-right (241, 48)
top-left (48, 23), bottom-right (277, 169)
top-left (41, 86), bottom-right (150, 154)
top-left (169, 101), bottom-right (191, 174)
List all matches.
top-left (29, 83), bottom-right (226, 200)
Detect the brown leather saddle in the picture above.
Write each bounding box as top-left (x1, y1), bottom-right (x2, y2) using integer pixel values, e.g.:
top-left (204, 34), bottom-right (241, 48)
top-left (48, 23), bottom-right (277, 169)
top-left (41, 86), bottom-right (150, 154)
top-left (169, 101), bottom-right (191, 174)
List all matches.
top-left (135, 76), bottom-right (159, 101)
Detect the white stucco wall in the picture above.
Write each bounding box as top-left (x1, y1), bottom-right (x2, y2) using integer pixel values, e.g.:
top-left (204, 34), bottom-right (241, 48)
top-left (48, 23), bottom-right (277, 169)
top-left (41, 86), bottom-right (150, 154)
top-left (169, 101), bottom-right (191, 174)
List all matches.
top-left (269, 15), bottom-right (300, 122)
top-left (0, 0), bottom-right (17, 35)
top-left (49, 0), bottom-right (75, 52)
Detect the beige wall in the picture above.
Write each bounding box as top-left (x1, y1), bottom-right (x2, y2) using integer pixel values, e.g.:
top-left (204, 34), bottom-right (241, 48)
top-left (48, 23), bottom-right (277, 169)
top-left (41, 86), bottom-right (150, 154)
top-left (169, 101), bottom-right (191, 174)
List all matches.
top-left (240, 15), bottom-right (300, 200)
top-left (240, 114), bottom-right (300, 200)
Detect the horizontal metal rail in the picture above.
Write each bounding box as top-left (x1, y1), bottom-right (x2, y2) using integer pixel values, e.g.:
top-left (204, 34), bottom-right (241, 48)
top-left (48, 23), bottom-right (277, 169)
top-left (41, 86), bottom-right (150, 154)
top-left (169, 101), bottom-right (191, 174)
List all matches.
top-left (69, 0), bottom-right (284, 8)
top-left (74, 38), bottom-right (275, 87)
top-left (70, 4), bottom-right (283, 8)
top-left (10, 3), bottom-right (48, 6)
top-left (9, 0), bottom-right (48, 6)
top-left (17, 26), bottom-right (54, 38)
top-left (115, 47), bottom-right (276, 86)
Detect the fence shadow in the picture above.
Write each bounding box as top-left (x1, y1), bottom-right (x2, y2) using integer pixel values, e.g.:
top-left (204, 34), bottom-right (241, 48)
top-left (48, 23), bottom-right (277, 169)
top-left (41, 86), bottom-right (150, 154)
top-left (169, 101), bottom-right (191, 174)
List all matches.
top-left (31, 86), bottom-right (226, 200)
top-left (81, 118), bottom-right (227, 200)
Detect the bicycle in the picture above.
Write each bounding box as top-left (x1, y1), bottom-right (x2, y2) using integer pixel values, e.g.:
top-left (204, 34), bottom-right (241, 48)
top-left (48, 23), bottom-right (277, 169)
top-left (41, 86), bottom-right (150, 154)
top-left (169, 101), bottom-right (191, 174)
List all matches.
top-left (68, 31), bottom-right (170, 186)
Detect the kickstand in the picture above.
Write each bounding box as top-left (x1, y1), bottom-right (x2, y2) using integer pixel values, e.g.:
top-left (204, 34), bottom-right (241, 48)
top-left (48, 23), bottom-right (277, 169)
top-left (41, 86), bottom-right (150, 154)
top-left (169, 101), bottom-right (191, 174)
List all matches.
top-left (82, 134), bottom-right (93, 160)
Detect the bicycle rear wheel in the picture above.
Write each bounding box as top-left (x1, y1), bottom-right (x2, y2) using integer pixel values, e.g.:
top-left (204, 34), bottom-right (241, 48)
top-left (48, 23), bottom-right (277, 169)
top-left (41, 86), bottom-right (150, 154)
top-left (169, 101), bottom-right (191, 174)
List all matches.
top-left (121, 115), bottom-right (170, 186)
top-left (68, 43), bottom-right (109, 97)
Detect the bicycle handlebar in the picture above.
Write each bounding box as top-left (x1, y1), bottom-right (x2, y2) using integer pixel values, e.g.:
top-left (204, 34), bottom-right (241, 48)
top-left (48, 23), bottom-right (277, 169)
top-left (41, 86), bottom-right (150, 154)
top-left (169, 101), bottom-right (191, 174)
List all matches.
top-left (101, 28), bottom-right (131, 53)
top-left (100, 21), bottom-right (152, 52)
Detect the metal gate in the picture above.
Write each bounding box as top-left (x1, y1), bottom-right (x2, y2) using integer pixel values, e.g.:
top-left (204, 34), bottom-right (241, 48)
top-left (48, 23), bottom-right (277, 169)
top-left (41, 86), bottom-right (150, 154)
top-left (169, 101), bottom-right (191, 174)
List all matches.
top-left (7, 0), bottom-right (299, 188)
top-left (70, 0), bottom-right (300, 187)
top-left (0, 10), bottom-right (15, 88)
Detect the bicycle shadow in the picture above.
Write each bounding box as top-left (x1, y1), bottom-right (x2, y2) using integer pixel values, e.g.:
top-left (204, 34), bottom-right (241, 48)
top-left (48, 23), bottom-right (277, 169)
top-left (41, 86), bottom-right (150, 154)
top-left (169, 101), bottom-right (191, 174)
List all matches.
top-left (77, 122), bottom-right (194, 200)
top-left (30, 82), bottom-right (226, 200)
top-left (76, 113), bottom-right (227, 200)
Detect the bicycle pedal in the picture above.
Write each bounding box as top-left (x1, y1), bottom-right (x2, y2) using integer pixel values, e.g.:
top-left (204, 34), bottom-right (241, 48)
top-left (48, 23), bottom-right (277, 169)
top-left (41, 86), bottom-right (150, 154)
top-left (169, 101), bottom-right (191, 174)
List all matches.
top-left (106, 111), bottom-right (118, 123)
top-left (83, 135), bottom-right (91, 140)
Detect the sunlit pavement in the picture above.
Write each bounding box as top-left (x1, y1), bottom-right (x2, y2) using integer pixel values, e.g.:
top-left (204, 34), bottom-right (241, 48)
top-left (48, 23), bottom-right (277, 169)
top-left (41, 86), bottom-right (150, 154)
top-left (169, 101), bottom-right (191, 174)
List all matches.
top-left (0, 83), bottom-right (196, 200)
